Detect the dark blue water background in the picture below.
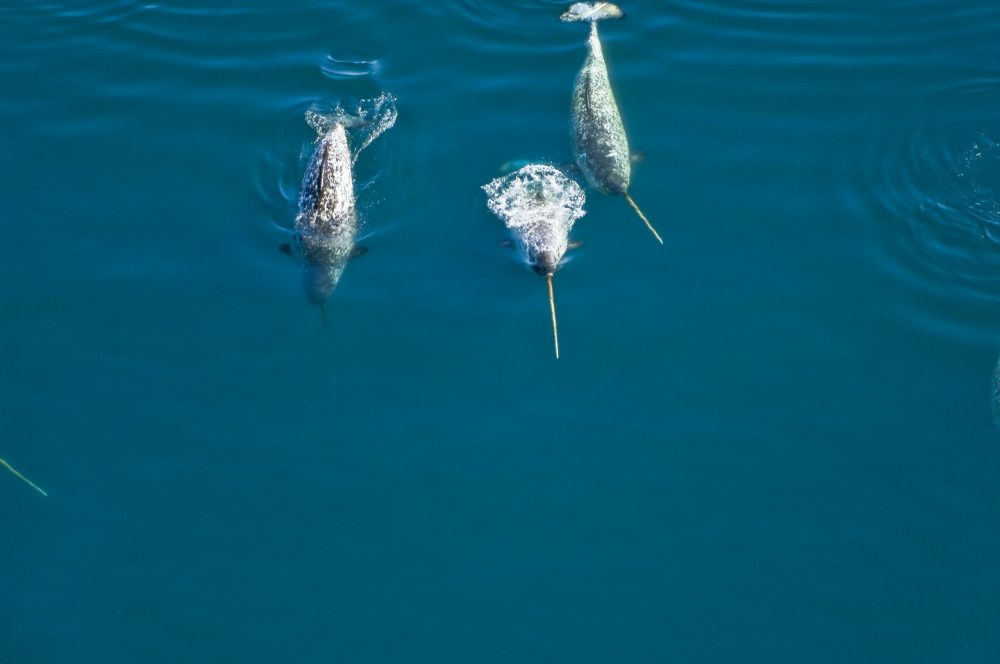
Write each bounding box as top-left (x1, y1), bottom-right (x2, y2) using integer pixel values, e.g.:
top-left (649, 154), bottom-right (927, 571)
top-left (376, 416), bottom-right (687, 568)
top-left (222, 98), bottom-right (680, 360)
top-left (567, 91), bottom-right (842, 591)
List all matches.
top-left (2, 1), bottom-right (999, 661)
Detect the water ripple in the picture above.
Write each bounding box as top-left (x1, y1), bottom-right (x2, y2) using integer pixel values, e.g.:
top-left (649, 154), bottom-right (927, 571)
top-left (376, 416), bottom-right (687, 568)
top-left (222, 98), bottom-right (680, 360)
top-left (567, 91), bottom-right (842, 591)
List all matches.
top-left (670, 0), bottom-right (1000, 70)
top-left (321, 56), bottom-right (383, 81)
top-left (858, 77), bottom-right (1000, 337)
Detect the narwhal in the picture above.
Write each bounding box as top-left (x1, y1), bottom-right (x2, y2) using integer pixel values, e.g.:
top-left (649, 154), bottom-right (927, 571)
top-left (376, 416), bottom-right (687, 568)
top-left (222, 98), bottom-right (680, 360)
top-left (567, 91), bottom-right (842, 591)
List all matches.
top-left (281, 94), bottom-right (397, 306)
top-left (483, 164), bottom-right (587, 358)
top-left (561, 2), bottom-right (662, 244)
top-left (1, 457), bottom-right (47, 496)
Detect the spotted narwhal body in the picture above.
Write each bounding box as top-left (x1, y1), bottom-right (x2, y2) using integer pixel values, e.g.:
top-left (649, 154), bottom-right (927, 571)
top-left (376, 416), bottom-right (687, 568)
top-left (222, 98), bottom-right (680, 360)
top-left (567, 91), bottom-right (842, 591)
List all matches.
top-left (286, 94), bottom-right (397, 306)
top-left (483, 164), bottom-right (587, 358)
top-left (562, 2), bottom-right (662, 244)
top-left (293, 110), bottom-right (361, 305)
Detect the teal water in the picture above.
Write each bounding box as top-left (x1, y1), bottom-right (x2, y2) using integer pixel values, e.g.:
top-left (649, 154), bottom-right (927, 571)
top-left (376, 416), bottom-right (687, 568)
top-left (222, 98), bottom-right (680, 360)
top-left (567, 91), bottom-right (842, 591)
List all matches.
top-left (2, 1), bottom-right (999, 661)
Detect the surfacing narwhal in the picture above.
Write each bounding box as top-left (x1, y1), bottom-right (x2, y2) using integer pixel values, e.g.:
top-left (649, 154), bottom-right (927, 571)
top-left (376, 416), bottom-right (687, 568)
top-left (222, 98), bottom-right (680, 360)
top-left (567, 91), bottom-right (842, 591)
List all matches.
top-left (483, 164), bottom-right (587, 359)
top-left (561, 2), bottom-right (662, 244)
top-left (282, 93), bottom-right (397, 306)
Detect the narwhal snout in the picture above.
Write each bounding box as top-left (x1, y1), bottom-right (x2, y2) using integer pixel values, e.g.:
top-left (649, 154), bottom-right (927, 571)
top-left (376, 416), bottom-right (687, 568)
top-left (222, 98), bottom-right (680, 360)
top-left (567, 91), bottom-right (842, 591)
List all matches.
top-left (530, 250), bottom-right (559, 276)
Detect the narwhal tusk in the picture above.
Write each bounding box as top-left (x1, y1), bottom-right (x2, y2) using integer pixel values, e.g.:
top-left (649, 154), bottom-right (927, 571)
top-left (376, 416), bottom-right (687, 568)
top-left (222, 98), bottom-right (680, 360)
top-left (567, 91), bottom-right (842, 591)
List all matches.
top-left (624, 192), bottom-right (663, 244)
top-left (0, 457), bottom-right (47, 497)
top-left (547, 273), bottom-right (560, 359)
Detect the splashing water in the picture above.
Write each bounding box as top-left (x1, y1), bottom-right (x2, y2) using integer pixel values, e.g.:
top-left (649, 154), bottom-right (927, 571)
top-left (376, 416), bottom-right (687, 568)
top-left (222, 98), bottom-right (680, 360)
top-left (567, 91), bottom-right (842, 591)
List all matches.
top-left (960, 134), bottom-right (1000, 229)
top-left (350, 92), bottom-right (398, 162)
top-left (482, 164), bottom-right (586, 261)
top-left (303, 92), bottom-right (398, 164)
top-left (483, 164), bottom-right (586, 359)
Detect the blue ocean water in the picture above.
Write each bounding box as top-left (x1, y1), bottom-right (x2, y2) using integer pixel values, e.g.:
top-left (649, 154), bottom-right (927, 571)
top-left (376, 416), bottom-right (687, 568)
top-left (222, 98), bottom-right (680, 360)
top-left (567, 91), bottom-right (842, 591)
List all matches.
top-left (2, 1), bottom-right (999, 661)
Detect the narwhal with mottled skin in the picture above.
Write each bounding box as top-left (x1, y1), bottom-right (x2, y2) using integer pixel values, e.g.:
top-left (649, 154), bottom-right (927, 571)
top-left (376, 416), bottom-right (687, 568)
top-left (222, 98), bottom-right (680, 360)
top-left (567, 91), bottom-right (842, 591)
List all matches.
top-left (561, 2), bottom-right (662, 244)
top-left (484, 164), bottom-right (586, 359)
top-left (281, 94), bottom-right (397, 306)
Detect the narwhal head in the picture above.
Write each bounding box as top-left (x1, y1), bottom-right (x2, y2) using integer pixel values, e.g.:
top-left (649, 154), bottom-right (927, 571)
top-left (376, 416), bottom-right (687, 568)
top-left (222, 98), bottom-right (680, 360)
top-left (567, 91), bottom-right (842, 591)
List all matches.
top-left (519, 218), bottom-right (570, 277)
top-left (528, 247), bottom-right (561, 276)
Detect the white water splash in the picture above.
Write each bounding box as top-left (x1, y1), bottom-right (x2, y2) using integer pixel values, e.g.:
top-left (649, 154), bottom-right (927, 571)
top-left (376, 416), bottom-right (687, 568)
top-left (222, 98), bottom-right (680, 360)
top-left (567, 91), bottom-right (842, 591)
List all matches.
top-left (304, 92), bottom-right (398, 164)
top-left (483, 164), bottom-right (586, 261)
top-left (351, 92), bottom-right (398, 162)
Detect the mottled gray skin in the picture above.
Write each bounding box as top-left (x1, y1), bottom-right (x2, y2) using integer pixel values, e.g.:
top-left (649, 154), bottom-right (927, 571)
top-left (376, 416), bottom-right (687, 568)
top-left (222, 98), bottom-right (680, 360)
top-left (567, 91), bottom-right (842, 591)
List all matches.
top-left (514, 178), bottom-right (570, 276)
top-left (517, 218), bottom-right (567, 277)
top-left (294, 122), bottom-right (357, 305)
top-left (570, 23), bottom-right (631, 195)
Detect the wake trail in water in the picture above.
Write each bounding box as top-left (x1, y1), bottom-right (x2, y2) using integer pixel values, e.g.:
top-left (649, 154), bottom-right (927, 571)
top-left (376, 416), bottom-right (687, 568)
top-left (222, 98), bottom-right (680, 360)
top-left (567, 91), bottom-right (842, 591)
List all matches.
top-left (319, 304), bottom-right (337, 385)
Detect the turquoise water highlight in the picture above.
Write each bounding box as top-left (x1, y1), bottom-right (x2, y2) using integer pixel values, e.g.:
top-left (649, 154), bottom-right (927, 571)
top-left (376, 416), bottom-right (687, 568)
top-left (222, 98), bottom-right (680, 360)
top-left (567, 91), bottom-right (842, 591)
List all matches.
top-left (2, 1), bottom-right (999, 661)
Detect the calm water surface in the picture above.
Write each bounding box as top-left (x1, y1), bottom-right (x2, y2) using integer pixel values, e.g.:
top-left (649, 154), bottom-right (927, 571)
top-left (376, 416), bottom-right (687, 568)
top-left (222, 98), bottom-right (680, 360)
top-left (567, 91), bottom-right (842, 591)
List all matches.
top-left (2, 1), bottom-right (999, 662)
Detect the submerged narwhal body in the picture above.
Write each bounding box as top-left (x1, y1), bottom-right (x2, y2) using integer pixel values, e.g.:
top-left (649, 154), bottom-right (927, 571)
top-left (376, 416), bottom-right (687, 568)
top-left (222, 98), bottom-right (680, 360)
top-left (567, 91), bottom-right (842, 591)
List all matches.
top-left (561, 2), bottom-right (662, 244)
top-left (484, 164), bottom-right (587, 358)
top-left (288, 94), bottom-right (397, 305)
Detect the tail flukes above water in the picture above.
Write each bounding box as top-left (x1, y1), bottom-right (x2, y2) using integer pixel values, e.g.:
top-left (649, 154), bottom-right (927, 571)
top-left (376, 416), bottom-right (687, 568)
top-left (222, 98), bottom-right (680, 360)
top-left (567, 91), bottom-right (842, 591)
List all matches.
top-left (560, 2), bottom-right (625, 22)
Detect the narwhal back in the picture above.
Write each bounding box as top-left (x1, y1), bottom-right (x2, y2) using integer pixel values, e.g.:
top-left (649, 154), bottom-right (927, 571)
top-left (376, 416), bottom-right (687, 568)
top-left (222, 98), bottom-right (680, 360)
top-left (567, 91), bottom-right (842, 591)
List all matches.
top-left (564, 2), bottom-right (630, 195)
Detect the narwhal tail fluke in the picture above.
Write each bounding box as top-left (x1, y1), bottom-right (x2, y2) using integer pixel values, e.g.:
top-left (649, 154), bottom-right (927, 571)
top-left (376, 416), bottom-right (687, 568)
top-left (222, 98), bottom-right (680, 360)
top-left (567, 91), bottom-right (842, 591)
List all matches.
top-left (547, 274), bottom-right (560, 360)
top-left (560, 2), bottom-right (625, 22)
top-left (624, 192), bottom-right (664, 245)
top-left (0, 457), bottom-right (47, 497)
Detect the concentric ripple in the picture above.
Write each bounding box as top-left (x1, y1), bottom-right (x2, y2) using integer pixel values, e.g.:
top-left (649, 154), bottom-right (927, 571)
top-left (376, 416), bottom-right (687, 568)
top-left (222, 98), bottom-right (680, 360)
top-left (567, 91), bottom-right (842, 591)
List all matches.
top-left (860, 78), bottom-right (1000, 319)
